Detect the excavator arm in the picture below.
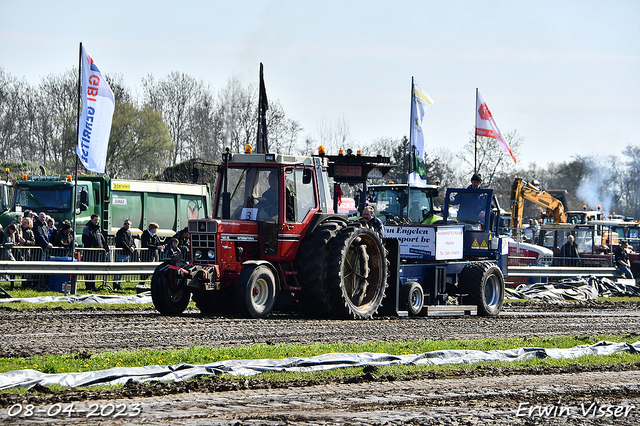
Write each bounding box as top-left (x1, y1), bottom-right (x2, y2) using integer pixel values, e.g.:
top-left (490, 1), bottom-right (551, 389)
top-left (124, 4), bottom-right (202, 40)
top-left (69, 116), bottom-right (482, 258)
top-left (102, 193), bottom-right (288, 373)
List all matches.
top-left (510, 177), bottom-right (567, 231)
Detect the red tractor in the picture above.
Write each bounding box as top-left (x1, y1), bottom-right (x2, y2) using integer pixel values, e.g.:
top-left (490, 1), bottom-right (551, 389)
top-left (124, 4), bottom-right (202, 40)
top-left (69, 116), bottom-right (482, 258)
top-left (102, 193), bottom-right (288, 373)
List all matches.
top-left (151, 148), bottom-right (391, 319)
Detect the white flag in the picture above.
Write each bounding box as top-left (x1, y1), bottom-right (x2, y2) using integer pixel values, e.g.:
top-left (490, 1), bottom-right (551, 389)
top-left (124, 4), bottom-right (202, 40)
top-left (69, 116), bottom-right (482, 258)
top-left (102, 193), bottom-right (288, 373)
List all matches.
top-left (408, 79), bottom-right (434, 187)
top-left (476, 91), bottom-right (516, 164)
top-left (77, 46), bottom-right (114, 173)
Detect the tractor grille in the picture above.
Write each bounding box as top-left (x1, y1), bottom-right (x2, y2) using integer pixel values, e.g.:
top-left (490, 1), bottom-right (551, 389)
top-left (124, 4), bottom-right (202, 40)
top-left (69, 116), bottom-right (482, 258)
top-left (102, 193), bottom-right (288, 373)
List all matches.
top-left (191, 233), bottom-right (216, 249)
top-left (191, 234), bottom-right (217, 264)
top-left (189, 220), bottom-right (218, 264)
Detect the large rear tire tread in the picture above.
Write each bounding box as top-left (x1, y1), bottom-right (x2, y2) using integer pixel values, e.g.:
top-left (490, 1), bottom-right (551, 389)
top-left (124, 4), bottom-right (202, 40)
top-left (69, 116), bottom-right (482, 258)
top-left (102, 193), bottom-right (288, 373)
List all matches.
top-left (325, 222), bottom-right (389, 319)
top-left (294, 220), bottom-right (346, 317)
top-left (151, 263), bottom-right (190, 316)
top-left (459, 262), bottom-right (505, 317)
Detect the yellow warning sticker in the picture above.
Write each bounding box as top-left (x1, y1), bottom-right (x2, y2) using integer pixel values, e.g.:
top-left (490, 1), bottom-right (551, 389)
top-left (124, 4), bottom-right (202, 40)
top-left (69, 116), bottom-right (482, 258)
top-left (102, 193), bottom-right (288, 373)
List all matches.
top-left (471, 239), bottom-right (479, 248)
top-left (480, 239), bottom-right (488, 249)
top-left (113, 183), bottom-right (130, 191)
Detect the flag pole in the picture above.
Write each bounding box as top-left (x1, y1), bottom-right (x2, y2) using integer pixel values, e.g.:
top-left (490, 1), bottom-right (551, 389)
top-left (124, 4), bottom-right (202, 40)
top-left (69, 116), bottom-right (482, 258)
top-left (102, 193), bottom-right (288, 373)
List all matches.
top-left (71, 42), bottom-right (82, 294)
top-left (474, 88), bottom-right (478, 174)
top-left (256, 63), bottom-right (262, 151)
top-left (256, 62), bottom-right (268, 153)
top-left (408, 77), bottom-right (414, 184)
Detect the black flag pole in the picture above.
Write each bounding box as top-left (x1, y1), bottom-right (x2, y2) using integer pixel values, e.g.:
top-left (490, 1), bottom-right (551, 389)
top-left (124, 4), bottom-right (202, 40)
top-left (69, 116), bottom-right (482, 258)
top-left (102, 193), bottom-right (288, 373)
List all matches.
top-left (474, 88), bottom-right (478, 174)
top-left (408, 77), bottom-right (414, 184)
top-left (256, 63), bottom-right (269, 154)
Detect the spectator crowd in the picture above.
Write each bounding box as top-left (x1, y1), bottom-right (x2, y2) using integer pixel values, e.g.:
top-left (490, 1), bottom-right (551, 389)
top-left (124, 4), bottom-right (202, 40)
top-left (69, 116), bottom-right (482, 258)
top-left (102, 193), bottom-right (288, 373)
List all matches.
top-left (1, 212), bottom-right (189, 292)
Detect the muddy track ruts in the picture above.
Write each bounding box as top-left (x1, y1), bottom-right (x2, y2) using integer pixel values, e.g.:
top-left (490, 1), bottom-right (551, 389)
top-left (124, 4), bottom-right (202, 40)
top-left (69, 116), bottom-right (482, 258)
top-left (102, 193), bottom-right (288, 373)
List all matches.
top-left (1, 302), bottom-right (640, 358)
top-left (2, 301), bottom-right (640, 424)
top-left (3, 365), bottom-right (640, 424)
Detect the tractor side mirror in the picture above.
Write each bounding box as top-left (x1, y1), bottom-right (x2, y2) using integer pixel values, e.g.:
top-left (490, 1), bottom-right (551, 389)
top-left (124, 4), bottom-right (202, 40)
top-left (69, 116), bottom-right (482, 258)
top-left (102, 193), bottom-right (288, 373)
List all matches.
top-left (191, 166), bottom-right (199, 183)
top-left (302, 168), bottom-right (312, 184)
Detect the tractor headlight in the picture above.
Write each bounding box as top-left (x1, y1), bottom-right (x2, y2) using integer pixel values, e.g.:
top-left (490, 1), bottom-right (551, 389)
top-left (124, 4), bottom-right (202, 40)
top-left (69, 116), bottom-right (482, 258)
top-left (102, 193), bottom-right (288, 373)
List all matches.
top-left (207, 250), bottom-right (215, 259)
top-left (194, 250), bottom-right (202, 260)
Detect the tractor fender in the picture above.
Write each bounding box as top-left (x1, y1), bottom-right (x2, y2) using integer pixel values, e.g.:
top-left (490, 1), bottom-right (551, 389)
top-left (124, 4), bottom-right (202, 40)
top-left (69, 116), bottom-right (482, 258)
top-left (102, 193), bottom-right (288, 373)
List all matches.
top-left (303, 213), bottom-right (349, 239)
top-left (241, 260), bottom-right (280, 291)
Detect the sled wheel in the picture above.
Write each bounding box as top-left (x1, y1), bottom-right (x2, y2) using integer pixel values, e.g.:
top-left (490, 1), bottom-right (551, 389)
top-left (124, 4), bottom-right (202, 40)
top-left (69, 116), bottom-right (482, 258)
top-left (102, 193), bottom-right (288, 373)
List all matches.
top-left (400, 281), bottom-right (424, 316)
top-left (459, 262), bottom-right (505, 316)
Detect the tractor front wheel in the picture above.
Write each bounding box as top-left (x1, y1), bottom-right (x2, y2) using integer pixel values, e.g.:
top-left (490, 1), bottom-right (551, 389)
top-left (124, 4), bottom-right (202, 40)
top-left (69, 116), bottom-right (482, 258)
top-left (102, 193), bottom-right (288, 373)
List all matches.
top-left (235, 265), bottom-right (277, 319)
top-left (151, 263), bottom-right (190, 315)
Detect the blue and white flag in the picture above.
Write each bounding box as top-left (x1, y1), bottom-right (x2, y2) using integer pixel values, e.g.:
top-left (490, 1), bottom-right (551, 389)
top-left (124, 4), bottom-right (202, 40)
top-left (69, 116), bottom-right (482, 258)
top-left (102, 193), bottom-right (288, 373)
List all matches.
top-left (408, 78), bottom-right (433, 187)
top-left (77, 46), bottom-right (114, 173)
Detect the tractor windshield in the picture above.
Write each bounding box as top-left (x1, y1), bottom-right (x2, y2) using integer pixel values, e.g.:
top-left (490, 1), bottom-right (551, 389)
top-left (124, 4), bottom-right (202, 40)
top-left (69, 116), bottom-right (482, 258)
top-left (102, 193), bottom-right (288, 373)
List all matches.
top-left (369, 186), bottom-right (434, 224)
top-left (216, 166), bottom-right (280, 221)
top-left (446, 190), bottom-right (489, 231)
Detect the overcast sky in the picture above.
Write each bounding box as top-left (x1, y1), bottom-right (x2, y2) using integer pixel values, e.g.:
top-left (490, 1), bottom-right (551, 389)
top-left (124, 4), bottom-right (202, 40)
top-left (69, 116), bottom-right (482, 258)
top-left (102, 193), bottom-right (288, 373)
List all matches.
top-left (1, 0), bottom-right (638, 169)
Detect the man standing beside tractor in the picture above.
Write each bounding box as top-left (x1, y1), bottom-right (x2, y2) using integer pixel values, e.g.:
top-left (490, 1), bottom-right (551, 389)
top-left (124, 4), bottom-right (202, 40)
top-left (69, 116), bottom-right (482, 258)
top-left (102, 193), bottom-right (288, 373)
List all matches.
top-left (615, 240), bottom-right (634, 279)
top-left (362, 205), bottom-right (384, 234)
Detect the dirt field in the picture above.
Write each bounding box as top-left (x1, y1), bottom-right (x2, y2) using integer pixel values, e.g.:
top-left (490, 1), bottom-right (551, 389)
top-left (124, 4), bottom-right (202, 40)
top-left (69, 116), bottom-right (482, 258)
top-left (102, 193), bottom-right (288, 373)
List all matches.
top-left (2, 301), bottom-right (640, 424)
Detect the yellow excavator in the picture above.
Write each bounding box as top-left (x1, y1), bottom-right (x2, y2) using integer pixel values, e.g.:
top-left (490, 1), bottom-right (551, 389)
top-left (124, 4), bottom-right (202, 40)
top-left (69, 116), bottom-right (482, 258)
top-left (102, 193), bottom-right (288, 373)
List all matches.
top-left (510, 177), bottom-right (567, 231)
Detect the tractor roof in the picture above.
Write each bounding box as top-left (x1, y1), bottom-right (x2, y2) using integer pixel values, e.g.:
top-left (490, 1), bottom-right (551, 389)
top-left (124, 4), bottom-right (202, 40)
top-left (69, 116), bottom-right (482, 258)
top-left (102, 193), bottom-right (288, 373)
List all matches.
top-left (369, 183), bottom-right (439, 191)
top-left (229, 153), bottom-right (319, 166)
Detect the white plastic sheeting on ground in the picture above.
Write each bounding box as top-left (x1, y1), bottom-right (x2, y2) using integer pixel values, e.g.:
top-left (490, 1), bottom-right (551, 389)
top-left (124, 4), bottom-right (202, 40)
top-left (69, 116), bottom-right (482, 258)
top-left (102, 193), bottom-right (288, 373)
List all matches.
top-left (0, 341), bottom-right (638, 391)
top-left (505, 276), bottom-right (640, 301)
top-left (0, 292), bottom-right (152, 305)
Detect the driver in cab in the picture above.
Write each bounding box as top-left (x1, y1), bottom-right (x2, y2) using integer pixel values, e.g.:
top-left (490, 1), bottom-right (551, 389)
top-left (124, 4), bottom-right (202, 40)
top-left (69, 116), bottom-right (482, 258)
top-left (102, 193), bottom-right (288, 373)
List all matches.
top-left (256, 170), bottom-right (279, 220)
top-left (449, 173), bottom-right (487, 229)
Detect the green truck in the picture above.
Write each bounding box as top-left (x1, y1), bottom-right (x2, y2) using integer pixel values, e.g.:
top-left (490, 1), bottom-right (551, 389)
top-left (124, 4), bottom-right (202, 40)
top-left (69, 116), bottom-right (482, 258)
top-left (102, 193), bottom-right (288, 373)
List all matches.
top-left (0, 175), bottom-right (211, 246)
top-left (0, 178), bottom-right (9, 218)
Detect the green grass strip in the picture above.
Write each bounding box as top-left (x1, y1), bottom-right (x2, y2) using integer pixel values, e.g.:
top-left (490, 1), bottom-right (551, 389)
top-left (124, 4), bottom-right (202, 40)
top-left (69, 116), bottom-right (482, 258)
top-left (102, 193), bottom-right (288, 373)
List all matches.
top-left (1, 334), bottom-right (637, 375)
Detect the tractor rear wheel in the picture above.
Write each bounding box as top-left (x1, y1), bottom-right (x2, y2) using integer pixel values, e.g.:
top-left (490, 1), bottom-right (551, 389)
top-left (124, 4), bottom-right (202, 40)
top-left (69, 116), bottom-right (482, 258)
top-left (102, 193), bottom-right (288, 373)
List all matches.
top-left (151, 263), bottom-right (190, 315)
top-left (325, 223), bottom-right (388, 319)
top-left (294, 219), bottom-right (346, 317)
top-left (459, 262), bottom-right (504, 316)
top-left (235, 265), bottom-right (277, 319)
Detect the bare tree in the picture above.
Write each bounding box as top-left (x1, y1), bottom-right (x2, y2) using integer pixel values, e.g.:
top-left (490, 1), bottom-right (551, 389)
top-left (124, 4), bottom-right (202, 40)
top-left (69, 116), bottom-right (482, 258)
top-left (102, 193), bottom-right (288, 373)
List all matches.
top-left (458, 129), bottom-right (524, 187)
top-left (29, 69), bottom-right (77, 173)
top-left (215, 78), bottom-right (255, 154)
top-left (317, 115), bottom-right (351, 154)
top-left (214, 78), bottom-right (302, 156)
top-left (0, 69), bottom-right (29, 162)
top-left (300, 136), bottom-right (317, 156)
top-left (361, 136), bottom-right (399, 156)
top-left (142, 72), bottom-right (212, 164)
top-left (265, 100), bottom-right (302, 154)
top-left (188, 95), bottom-right (217, 160)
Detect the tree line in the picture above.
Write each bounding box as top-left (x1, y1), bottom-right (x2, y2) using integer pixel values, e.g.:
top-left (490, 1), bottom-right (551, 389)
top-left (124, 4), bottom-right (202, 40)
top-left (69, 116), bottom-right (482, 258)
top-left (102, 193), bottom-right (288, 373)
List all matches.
top-left (2, 67), bottom-right (639, 221)
top-left (0, 68), bottom-right (302, 179)
top-left (358, 132), bottom-right (640, 221)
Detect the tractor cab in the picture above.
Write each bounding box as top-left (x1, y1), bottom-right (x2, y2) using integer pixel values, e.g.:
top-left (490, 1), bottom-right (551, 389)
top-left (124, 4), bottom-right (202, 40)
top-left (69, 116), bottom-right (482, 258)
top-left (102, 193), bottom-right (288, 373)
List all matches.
top-left (367, 183), bottom-right (440, 225)
top-left (444, 188), bottom-right (504, 261)
top-left (211, 153), bottom-right (329, 262)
